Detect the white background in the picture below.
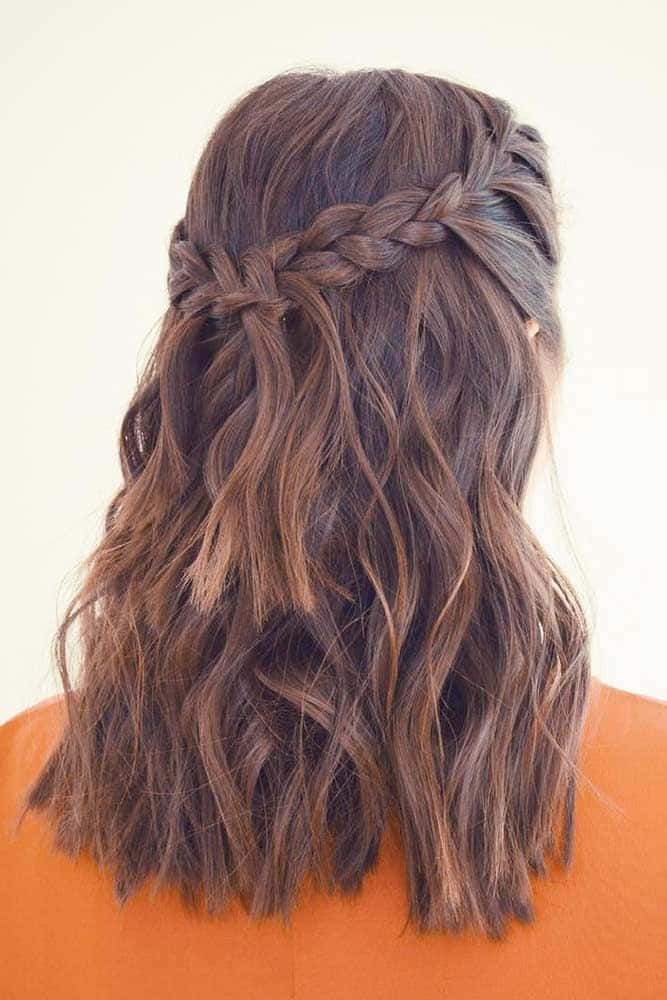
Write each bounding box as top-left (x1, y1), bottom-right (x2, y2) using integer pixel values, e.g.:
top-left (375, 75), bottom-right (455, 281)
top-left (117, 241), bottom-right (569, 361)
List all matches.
top-left (1, 0), bottom-right (665, 724)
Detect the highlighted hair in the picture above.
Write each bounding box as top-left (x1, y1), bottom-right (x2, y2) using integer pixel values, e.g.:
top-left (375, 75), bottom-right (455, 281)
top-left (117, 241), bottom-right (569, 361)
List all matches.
top-left (22, 67), bottom-right (591, 939)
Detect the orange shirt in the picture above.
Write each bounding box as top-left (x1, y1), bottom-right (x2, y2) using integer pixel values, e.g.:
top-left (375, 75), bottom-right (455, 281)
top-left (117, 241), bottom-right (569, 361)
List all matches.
top-left (1, 674), bottom-right (665, 1000)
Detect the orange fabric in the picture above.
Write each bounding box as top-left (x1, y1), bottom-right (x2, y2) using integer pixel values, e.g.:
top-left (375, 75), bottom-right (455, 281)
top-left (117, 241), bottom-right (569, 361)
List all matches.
top-left (0, 675), bottom-right (665, 1000)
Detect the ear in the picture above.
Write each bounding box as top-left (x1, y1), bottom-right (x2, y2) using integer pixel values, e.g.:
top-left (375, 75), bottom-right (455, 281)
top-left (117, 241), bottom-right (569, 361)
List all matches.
top-left (525, 318), bottom-right (539, 339)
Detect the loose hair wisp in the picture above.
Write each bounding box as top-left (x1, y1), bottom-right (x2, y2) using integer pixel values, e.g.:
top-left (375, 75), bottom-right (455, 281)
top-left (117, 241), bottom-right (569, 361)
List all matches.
top-left (21, 68), bottom-right (591, 939)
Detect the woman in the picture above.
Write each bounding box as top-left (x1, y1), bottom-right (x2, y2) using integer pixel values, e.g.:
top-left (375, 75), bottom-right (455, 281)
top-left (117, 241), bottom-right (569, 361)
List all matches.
top-left (1, 67), bottom-right (665, 999)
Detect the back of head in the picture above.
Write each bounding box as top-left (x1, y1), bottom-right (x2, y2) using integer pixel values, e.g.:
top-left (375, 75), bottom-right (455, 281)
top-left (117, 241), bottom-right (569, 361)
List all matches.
top-left (23, 67), bottom-right (590, 940)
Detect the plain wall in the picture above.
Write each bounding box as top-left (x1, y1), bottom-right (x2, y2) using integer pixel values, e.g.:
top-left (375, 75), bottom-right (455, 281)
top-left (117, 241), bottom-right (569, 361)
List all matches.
top-left (1, 0), bottom-right (665, 724)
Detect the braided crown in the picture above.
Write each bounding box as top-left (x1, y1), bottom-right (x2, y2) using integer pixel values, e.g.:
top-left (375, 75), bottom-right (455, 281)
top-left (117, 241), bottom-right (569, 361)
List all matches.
top-left (166, 161), bottom-right (543, 324)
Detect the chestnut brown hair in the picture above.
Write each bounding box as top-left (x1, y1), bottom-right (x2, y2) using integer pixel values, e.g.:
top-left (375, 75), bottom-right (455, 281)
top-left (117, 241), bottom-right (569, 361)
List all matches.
top-left (21, 67), bottom-right (591, 939)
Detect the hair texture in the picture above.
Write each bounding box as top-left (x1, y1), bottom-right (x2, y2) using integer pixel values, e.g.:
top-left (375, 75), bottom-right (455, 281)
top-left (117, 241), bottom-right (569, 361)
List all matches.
top-left (21, 66), bottom-right (591, 940)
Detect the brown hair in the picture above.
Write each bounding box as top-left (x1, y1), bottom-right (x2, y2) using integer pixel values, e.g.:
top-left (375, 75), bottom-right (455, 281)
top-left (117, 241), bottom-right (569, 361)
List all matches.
top-left (21, 67), bottom-right (591, 939)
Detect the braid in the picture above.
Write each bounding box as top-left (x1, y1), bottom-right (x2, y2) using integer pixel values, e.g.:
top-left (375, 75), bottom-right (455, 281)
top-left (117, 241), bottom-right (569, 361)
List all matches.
top-left (166, 148), bottom-right (548, 324)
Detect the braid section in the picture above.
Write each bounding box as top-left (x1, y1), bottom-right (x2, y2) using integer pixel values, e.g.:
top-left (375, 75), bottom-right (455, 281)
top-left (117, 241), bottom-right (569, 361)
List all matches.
top-left (167, 159), bottom-right (546, 321)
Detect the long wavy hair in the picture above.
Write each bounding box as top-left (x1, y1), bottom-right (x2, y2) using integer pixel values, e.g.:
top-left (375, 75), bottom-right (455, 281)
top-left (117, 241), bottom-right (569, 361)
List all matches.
top-left (21, 66), bottom-right (591, 939)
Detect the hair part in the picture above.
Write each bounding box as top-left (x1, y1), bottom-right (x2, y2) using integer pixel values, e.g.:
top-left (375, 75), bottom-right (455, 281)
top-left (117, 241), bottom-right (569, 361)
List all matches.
top-left (21, 66), bottom-right (591, 940)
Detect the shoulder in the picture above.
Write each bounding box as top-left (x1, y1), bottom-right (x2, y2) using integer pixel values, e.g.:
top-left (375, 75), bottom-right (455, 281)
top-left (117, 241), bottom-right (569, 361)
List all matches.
top-left (0, 694), bottom-right (68, 820)
top-left (581, 674), bottom-right (667, 781)
top-left (570, 676), bottom-right (667, 943)
top-left (589, 672), bottom-right (667, 729)
top-left (0, 693), bottom-right (68, 743)
top-left (578, 674), bottom-right (667, 828)
top-left (0, 693), bottom-right (68, 759)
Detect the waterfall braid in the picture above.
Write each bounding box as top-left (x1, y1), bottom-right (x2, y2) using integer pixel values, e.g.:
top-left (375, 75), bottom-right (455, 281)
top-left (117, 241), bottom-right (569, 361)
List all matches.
top-left (20, 67), bottom-right (591, 940)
